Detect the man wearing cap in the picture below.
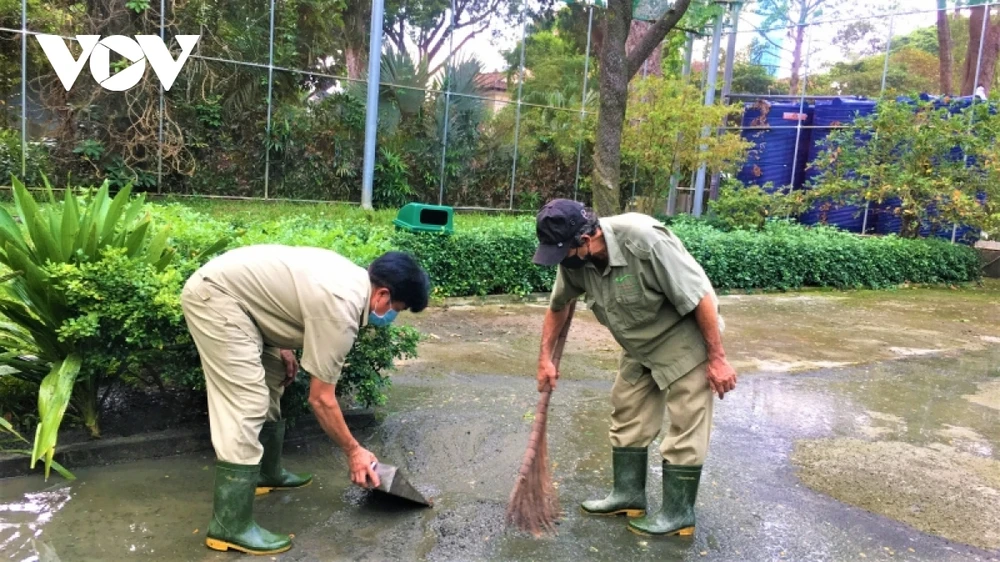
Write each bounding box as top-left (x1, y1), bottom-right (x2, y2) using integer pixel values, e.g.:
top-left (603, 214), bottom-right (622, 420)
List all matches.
top-left (532, 199), bottom-right (736, 537)
top-left (181, 245), bottom-right (430, 555)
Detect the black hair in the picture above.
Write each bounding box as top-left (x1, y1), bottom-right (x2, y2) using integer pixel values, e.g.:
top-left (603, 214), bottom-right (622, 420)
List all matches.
top-left (572, 207), bottom-right (600, 247)
top-left (368, 251), bottom-right (431, 313)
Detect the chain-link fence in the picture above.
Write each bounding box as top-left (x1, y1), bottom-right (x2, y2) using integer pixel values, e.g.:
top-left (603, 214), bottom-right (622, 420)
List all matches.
top-left (1, 0), bottom-right (998, 216)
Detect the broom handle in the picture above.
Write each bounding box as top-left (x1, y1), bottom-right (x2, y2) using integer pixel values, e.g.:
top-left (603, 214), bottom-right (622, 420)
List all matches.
top-left (549, 299), bottom-right (576, 371)
top-left (515, 299), bottom-right (577, 476)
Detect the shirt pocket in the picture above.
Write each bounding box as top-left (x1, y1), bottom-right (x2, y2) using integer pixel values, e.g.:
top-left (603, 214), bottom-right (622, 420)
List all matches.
top-left (613, 276), bottom-right (657, 328)
top-left (588, 296), bottom-right (609, 326)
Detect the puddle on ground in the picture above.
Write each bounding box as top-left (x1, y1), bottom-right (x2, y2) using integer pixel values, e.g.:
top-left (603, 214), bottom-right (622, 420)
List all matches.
top-left (786, 348), bottom-right (1000, 552)
top-left (792, 438), bottom-right (1000, 551)
top-left (1, 285), bottom-right (998, 561)
top-left (964, 380), bottom-right (1000, 412)
top-left (752, 359), bottom-right (853, 372)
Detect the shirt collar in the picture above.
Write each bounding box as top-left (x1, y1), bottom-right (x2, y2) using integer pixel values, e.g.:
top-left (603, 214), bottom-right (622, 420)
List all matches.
top-left (598, 218), bottom-right (628, 271)
top-left (361, 278), bottom-right (372, 328)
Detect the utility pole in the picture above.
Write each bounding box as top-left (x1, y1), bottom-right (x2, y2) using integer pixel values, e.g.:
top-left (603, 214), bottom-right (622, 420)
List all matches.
top-left (360, 0), bottom-right (386, 210)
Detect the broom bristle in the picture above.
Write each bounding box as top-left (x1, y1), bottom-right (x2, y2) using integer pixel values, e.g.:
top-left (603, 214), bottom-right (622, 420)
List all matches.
top-left (506, 300), bottom-right (575, 538)
top-left (505, 394), bottom-right (560, 537)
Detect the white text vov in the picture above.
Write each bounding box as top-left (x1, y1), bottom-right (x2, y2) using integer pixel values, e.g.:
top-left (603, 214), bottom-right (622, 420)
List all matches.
top-left (35, 35), bottom-right (200, 92)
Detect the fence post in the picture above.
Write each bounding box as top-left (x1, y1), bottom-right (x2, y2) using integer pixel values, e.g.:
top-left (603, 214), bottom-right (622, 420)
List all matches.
top-left (788, 28), bottom-right (811, 199)
top-left (692, 8), bottom-right (725, 217)
top-left (437, 0), bottom-right (457, 205)
top-left (629, 60), bottom-right (650, 208)
top-left (573, 3), bottom-right (595, 202)
top-left (667, 32), bottom-right (695, 216)
top-left (955, 1), bottom-right (993, 243)
top-left (262, 0), bottom-right (277, 200)
top-left (20, 0), bottom-right (27, 179)
top-left (709, 1), bottom-right (742, 203)
top-left (509, 1), bottom-right (529, 210)
top-left (157, 0), bottom-right (165, 193)
top-left (361, 0), bottom-right (386, 209)
top-left (861, 2), bottom-right (899, 235)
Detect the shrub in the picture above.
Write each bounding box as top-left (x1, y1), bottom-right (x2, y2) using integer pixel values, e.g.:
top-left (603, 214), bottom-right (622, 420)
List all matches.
top-left (0, 373), bottom-right (37, 430)
top-left (279, 325), bottom-right (421, 422)
top-left (707, 182), bottom-right (808, 232)
top-left (156, 202), bottom-right (982, 296)
top-left (237, 215), bottom-right (394, 266)
top-left (808, 98), bottom-right (999, 239)
top-left (393, 215), bottom-right (979, 295)
top-left (0, 178), bottom-right (228, 478)
top-left (49, 248), bottom-right (205, 403)
top-left (0, 129), bottom-right (50, 187)
top-left (392, 222), bottom-right (556, 297)
top-left (672, 220), bottom-right (981, 291)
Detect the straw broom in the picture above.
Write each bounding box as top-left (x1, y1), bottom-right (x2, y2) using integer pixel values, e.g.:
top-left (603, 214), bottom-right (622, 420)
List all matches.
top-left (506, 299), bottom-right (577, 537)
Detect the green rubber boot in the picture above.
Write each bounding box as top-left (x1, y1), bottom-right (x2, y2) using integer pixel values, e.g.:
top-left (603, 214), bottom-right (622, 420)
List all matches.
top-left (580, 446), bottom-right (648, 517)
top-left (205, 461), bottom-right (292, 555)
top-left (256, 420), bottom-right (313, 496)
top-left (628, 462), bottom-right (702, 537)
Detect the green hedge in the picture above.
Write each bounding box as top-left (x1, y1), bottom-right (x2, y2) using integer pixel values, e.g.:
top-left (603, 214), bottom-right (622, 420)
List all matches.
top-left (157, 203), bottom-right (981, 297)
top-left (393, 219), bottom-right (980, 295)
top-left (671, 220), bottom-right (982, 291)
top-left (392, 222), bottom-right (556, 297)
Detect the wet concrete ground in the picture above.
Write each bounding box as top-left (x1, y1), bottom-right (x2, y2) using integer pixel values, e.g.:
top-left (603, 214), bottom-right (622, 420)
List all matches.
top-left (2, 283), bottom-right (999, 561)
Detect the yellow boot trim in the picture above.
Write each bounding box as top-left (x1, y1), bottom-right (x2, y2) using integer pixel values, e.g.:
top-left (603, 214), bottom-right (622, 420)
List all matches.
top-left (255, 478), bottom-right (313, 496)
top-left (205, 537), bottom-right (292, 555)
top-left (580, 506), bottom-right (646, 518)
top-left (627, 525), bottom-right (695, 537)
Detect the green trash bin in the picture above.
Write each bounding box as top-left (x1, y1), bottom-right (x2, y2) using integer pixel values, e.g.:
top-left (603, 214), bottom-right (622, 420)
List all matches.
top-left (392, 203), bottom-right (455, 234)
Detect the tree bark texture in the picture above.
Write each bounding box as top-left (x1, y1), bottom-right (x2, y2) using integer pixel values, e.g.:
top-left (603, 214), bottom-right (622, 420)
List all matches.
top-left (937, 0), bottom-right (954, 95)
top-left (591, 0), bottom-right (692, 216)
top-left (592, 0), bottom-right (632, 217)
top-left (961, 5), bottom-right (1000, 96)
top-left (626, 21), bottom-right (662, 77)
top-left (344, 1), bottom-right (370, 79)
top-left (788, 20), bottom-right (806, 95)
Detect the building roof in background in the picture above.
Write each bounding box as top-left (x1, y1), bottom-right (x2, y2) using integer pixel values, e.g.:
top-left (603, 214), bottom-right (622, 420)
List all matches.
top-left (474, 71), bottom-right (508, 91)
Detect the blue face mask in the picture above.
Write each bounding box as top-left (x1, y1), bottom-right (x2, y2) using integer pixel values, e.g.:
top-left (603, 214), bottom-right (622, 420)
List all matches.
top-left (369, 308), bottom-right (397, 327)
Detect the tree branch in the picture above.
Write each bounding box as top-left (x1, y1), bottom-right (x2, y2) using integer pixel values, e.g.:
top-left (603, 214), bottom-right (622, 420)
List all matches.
top-left (424, 14), bottom-right (458, 61)
top-left (626, 0), bottom-right (694, 79)
top-left (384, 20), bottom-right (407, 53)
top-left (428, 18), bottom-right (490, 63)
top-left (675, 25), bottom-right (710, 37)
top-left (456, 0), bottom-right (503, 31)
top-left (428, 32), bottom-right (480, 77)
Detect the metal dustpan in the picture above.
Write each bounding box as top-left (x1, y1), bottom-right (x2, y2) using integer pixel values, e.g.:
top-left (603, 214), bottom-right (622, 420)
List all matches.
top-left (371, 462), bottom-right (433, 507)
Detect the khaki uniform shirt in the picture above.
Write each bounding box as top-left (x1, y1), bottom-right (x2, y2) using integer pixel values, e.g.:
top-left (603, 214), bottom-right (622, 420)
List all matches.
top-left (549, 214), bottom-right (717, 389)
top-left (195, 244), bottom-right (371, 385)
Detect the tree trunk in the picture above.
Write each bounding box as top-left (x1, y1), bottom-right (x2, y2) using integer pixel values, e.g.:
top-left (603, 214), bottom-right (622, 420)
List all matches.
top-left (345, 47), bottom-right (366, 80)
top-left (788, 20), bottom-right (806, 95)
top-left (983, 15), bottom-right (1000, 96)
top-left (961, 5), bottom-right (1000, 96)
top-left (592, 0), bottom-right (632, 216)
top-left (937, 0), bottom-right (954, 95)
top-left (626, 21), bottom-right (663, 77)
top-left (590, 0), bottom-right (691, 217)
top-left (344, 2), bottom-right (370, 80)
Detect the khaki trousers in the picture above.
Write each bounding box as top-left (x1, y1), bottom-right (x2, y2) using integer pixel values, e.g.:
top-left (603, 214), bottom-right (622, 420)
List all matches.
top-left (608, 352), bottom-right (714, 465)
top-left (181, 273), bottom-right (288, 465)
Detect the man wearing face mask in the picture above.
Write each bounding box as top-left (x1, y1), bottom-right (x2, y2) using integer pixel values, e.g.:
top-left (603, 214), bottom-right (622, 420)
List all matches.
top-left (181, 244), bottom-right (430, 555)
top-left (531, 199), bottom-right (736, 538)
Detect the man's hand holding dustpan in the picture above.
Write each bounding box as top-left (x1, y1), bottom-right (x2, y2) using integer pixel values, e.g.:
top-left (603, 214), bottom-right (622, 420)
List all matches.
top-left (347, 444), bottom-right (381, 489)
top-left (366, 459), bottom-right (434, 507)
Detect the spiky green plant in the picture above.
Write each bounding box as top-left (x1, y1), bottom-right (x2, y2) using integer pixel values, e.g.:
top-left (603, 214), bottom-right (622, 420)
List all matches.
top-left (0, 175), bottom-right (228, 479)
